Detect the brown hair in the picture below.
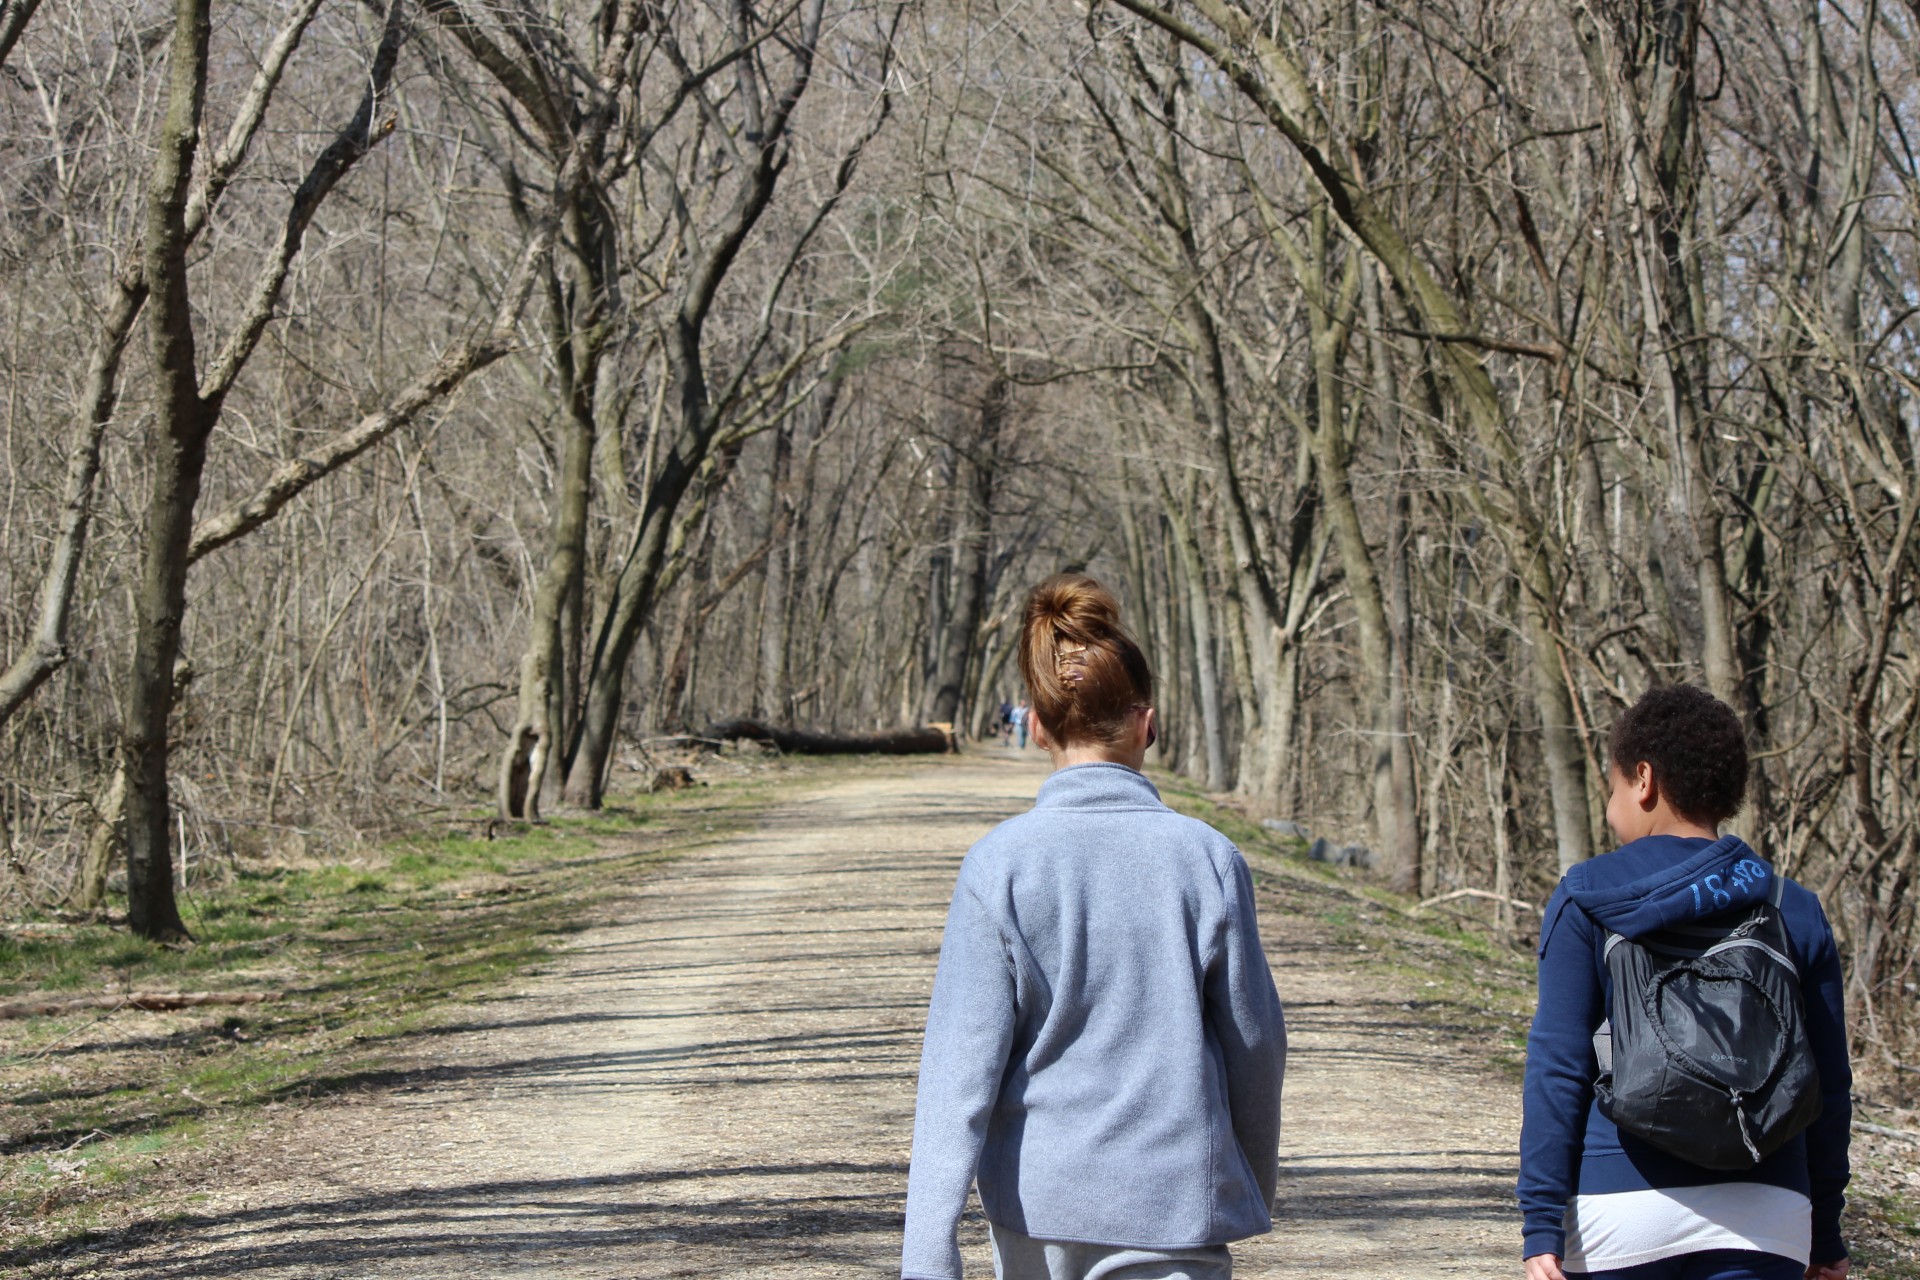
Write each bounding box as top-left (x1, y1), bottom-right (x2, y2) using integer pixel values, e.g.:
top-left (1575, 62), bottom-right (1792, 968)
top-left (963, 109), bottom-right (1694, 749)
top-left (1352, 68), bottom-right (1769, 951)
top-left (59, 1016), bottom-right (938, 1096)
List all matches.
top-left (1018, 573), bottom-right (1153, 748)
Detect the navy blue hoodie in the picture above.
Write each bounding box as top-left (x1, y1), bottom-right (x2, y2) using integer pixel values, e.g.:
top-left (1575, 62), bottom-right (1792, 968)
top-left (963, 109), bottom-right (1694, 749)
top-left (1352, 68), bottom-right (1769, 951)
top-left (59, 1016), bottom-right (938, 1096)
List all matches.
top-left (1518, 834), bottom-right (1852, 1264)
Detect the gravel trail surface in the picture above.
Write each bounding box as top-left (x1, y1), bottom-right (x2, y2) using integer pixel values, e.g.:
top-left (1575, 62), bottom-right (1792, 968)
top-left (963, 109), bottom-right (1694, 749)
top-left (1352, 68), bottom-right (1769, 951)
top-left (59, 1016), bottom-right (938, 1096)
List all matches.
top-left (64, 754), bottom-right (1521, 1278)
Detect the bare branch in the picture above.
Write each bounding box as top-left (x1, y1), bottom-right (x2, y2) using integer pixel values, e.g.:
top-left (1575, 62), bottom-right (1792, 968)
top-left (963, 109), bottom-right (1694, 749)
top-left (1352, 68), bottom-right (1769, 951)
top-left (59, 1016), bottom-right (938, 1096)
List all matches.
top-left (0, 0), bottom-right (43, 72)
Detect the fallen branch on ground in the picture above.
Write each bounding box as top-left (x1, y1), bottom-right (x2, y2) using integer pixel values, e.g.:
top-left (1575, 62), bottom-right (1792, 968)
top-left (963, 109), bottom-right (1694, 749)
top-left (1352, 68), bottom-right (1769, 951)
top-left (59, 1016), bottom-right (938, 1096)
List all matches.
top-left (0, 990), bottom-right (281, 1020)
top-left (1414, 888), bottom-right (1538, 914)
top-left (1853, 1120), bottom-right (1920, 1143)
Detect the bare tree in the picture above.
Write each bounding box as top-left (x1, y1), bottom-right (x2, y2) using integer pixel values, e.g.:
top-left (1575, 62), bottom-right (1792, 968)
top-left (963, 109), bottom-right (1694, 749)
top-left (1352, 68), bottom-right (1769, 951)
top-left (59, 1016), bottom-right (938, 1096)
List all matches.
top-left (559, 0), bottom-right (899, 806)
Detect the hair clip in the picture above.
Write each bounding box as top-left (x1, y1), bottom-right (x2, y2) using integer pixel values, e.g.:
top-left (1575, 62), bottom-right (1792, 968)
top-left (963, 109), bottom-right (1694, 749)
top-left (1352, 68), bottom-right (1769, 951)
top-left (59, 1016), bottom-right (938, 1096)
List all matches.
top-left (1057, 641), bottom-right (1088, 684)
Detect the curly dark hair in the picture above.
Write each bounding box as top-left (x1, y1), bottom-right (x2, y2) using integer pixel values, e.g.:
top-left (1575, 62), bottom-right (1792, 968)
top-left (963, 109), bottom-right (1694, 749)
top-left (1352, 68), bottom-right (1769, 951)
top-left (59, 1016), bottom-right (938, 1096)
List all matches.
top-left (1608, 685), bottom-right (1749, 825)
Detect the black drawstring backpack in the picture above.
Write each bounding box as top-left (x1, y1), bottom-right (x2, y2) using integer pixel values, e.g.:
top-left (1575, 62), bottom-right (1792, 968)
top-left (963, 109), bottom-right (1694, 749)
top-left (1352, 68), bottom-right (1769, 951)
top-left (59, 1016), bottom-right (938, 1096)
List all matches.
top-left (1591, 875), bottom-right (1823, 1170)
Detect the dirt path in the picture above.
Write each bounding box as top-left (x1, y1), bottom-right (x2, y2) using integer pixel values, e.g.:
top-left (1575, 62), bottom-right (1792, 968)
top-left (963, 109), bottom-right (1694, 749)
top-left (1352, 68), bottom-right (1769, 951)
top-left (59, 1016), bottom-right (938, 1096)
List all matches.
top-left (60, 754), bottom-right (1521, 1278)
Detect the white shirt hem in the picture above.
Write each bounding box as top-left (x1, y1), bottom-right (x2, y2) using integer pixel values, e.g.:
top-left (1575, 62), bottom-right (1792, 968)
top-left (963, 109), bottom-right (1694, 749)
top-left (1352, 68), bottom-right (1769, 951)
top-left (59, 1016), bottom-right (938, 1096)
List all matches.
top-left (1564, 1184), bottom-right (1811, 1272)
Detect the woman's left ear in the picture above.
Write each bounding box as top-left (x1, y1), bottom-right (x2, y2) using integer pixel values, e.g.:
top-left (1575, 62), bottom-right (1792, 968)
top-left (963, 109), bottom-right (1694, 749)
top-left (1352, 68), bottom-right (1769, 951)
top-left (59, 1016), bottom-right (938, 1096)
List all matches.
top-left (1143, 707), bottom-right (1157, 751)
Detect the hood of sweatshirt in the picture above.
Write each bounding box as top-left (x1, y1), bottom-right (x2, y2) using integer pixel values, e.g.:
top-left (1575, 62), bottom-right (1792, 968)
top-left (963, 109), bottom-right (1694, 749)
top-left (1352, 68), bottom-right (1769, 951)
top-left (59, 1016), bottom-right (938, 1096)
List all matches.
top-left (1556, 833), bottom-right (1773, 942)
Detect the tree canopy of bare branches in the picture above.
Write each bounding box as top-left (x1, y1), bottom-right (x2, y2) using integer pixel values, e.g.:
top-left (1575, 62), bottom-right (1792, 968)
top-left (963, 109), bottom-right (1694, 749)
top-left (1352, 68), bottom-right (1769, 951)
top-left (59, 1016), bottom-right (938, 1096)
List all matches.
top-left (0, 0), bottom-right (1914, 1070)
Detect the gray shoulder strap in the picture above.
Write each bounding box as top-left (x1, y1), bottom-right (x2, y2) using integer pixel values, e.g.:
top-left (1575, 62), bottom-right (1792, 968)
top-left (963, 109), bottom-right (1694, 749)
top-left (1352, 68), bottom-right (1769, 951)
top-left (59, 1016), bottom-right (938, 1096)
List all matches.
top-left (1768, 872), bottom-right (1786, 907)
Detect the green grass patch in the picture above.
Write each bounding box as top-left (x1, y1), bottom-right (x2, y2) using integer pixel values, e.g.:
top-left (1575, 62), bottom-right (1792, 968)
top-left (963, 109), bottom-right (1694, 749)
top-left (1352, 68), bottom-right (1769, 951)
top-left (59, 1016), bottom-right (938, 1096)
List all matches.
top-left (0, 755), bottom-right (818, 1268)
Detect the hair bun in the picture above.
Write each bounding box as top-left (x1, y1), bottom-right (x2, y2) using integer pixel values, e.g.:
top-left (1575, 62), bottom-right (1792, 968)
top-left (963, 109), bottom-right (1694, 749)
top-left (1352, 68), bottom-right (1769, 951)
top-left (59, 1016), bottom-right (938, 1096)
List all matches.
top-left (1018, 574), bottom-right (1152, 748)
top-left (1027, 575), bottom-right (1120, 642)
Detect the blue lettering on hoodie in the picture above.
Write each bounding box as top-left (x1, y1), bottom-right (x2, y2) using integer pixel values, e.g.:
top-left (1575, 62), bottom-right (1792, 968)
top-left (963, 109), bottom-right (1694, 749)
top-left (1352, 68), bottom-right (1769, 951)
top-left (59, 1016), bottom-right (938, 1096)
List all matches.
top-left (1686, 857), bottom-right (1770, 917)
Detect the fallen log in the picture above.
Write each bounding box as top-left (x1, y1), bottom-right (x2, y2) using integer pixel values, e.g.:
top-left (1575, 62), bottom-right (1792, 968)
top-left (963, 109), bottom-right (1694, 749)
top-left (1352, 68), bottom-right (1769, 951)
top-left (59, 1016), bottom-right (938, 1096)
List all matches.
top-left (702, 717), bottom-right (954, 755)
top-left (0, 990), bottom-right (280, 1020)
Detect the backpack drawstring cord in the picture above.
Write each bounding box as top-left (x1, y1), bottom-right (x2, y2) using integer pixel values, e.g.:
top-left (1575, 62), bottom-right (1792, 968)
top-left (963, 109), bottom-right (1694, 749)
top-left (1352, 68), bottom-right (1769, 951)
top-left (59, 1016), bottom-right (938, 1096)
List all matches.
top-left (1730, 1090), bottom-right (1763, 1163)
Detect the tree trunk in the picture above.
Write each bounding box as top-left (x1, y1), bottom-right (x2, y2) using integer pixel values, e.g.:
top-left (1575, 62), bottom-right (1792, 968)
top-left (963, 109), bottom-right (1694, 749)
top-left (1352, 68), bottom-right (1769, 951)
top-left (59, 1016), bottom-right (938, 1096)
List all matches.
top-left (0, 0), bottom-right (324, 730)
top-left (72, 765), bottom-right (126, 912)
top-left (1364, 266), bottom-right (1422, 893)
top-left (755, 423), bottom-right (796, 721)
top-left (770, 389), bottom-right (834, 726)
top-left (923, 375), bottom-right (1004, 727)
top-left (0, 282), bottom-right (141, 727)
top-left (657, 524), bottom-right (717, 732)
top-left (498, 198), bottom-right (608, 820)
top-left (122, 0), bottom-right (214, 943)
top-left (566, 441), bottom-right (704, 807)
top-left (1385, 474), bottom-right (1420, 893)
top-left (1304, 208), bottom-right (1402, 884)
top-left (1166, 476), bottom-right (1229, 790)
top-left (499, 389), bottom-right (595, 819)
top-left (1249, 428), bottom-right (1324, 811)
top-left (0, 0), bottom-right (45, 73)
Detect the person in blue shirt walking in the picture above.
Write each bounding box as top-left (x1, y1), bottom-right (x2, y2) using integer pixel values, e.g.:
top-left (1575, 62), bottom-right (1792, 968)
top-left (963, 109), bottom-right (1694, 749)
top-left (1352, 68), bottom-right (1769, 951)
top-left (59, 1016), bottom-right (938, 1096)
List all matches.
top-left (1520, 685), bottom-right (1852, 1280)
top-left (902, 573), bottom-right (1288, 1280)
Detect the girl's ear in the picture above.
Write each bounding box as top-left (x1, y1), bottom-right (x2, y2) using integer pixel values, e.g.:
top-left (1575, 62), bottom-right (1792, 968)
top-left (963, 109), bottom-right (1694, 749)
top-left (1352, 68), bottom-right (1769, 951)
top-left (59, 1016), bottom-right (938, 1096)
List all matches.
top-left (1632, 760), bottom-right (1658, 809)
top-left (1030, 713), bottom-right (1051, 750)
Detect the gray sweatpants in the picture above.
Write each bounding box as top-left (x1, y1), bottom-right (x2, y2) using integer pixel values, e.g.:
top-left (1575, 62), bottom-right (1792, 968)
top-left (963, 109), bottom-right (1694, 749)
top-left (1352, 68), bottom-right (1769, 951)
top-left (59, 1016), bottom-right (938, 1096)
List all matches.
top-left (987, 1222), bottom-right (1233, 1280)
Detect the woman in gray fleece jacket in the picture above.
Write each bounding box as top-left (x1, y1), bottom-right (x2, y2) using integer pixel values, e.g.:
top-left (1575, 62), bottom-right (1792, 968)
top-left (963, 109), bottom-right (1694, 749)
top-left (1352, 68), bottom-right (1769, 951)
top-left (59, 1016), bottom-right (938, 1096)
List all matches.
top-left (902, 574), bottom-right (1288, 1280)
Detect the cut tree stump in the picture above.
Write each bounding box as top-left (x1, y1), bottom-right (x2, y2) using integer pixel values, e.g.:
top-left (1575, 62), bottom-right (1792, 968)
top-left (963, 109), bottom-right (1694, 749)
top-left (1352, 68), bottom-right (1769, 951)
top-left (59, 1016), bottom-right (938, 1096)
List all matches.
top-left (701, 718), bottom-right (954, 755)
top-left (0, 990), bottom-right (280, 1020)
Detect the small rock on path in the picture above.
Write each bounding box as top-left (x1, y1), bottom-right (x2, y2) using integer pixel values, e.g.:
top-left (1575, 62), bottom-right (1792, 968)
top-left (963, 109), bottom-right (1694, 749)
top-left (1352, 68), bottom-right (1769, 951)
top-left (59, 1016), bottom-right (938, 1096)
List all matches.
top-left (67, 754), bottom-right (1521, 1278)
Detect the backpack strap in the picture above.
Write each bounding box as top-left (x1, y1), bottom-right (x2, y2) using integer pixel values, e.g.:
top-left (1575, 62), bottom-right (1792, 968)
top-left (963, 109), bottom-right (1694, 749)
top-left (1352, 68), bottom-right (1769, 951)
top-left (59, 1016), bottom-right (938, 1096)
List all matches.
top-left (1595, 918), bottom-right (1623, 1074)
top-left (1756, 868), bottom-right (1799, 975)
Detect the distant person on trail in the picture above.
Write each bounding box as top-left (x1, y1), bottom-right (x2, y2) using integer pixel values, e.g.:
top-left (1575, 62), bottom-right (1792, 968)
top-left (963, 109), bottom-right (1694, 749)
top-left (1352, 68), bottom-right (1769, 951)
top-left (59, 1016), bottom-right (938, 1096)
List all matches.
top-left (997, 697), bottom-right (1014, 742)
top-left (1519, 685), bottom-right (1852, 1280)
top-left (1010, 697), bottom-right (1029, 749)
top-left (902, 573), bottom-right (1287, 1280)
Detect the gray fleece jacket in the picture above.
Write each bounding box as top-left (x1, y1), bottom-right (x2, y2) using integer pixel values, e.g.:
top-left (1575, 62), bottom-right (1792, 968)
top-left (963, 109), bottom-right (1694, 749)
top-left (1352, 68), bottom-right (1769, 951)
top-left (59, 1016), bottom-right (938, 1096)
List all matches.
top-left (901, 762), bottom-right (1287, 1280)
